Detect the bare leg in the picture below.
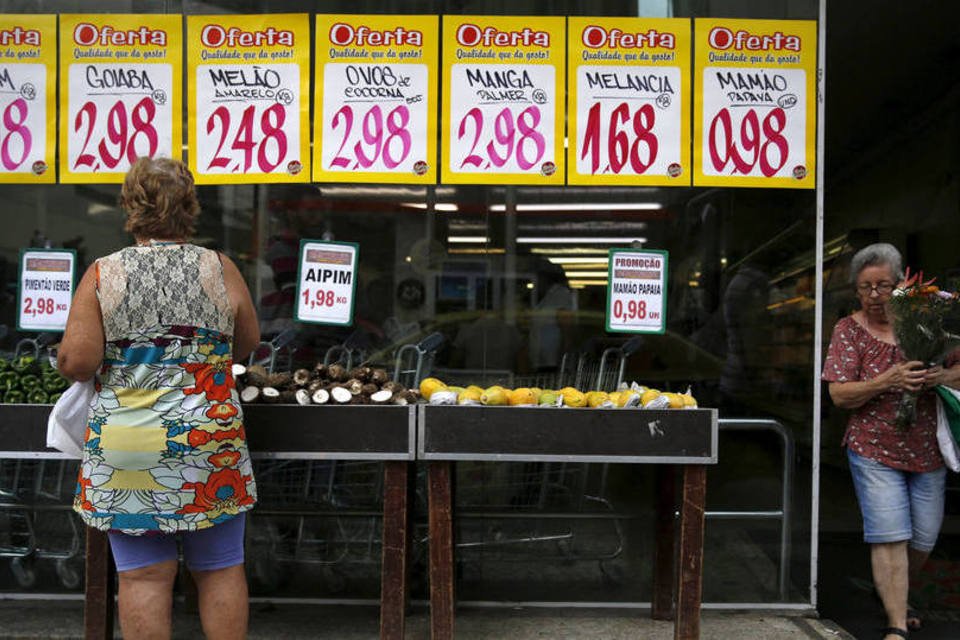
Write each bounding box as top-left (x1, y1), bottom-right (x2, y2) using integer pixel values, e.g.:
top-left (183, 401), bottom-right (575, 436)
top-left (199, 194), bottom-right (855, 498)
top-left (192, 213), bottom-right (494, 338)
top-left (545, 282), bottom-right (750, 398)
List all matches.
top-left (116, 559), bottom-right (178, 640)
top-left (906, 547), bottom-right (930, 629)
top-left (191, 564), bottom-right (249, 640)
top-left (871, 541), bottom-right (908, 639)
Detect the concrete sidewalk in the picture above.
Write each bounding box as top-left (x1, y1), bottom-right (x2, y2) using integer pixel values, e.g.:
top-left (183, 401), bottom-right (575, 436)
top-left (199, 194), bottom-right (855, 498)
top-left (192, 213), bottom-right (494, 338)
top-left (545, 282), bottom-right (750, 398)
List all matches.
top-left (0, 600), bottom-right (854, 639)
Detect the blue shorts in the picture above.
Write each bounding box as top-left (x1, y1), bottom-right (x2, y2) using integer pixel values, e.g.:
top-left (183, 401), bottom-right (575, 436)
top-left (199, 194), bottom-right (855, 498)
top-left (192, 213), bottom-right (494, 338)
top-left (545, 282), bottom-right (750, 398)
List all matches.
top-left (847, 449), bottom-right (946, 551)
top-left (108, 513), bottom-right (246, 573)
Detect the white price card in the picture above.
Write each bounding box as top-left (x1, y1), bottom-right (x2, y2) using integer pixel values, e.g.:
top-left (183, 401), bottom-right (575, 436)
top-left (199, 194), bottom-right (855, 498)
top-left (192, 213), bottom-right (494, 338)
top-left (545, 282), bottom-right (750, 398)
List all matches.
top-left (441, 16), bottom-right (565, 185)
top-left (313, 15), bottom-right (438, 183)
top-left (605, 249), bottom-right (668, 334)
top-left (0, 15), bottom-right (55, 183)
top-left (187, 14), bottom-right (310, 184)
top-left (567, 18), bottom-right (690, 186)
top-left (17, 249), bottom-right (76, 332)
top-left (693, 18), bottom-right (817, 188)
top-left (294, 241), bottom-right (359, 326)
top-left (59, 15), bottom-right (182, 183)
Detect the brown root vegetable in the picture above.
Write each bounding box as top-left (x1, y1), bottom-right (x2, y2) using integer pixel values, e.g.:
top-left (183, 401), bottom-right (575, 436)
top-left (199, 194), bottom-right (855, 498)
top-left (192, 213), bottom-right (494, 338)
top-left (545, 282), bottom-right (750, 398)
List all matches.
top-left (231, 363), bottom-right (247, 379)
top-left (313, 362), bottom-right (328, 379)
top-left (330, 386), bottom-right (353, 404)
top-left (311, 388), bottom-right (330, 405)
top-left (261, 387), bottom-right (281, 403)
top-left (295, 389), bottom-right (311, 406)
top-left (327, 364), bottom-right (348, 382)
top-left (370, 368), bottom-right (389, 385)
top-left (370, 389), bottom-right (393, 404)
top-left (280, 390), bottom-right (298, 404)
top-left (292, 369), bottom-right (311, 387)
top-left (348, 366), bottom-right (371, 382)
top-left (267, 372), bottom-right (293, 389)
top-left (345, 379), bottom-right (364, 395)
top-left (381, 381), bottom-right (405, 394)
top-left (308, 380), bottom-right (326, 393)
top-left (361, 383), bottom-right (379, 396)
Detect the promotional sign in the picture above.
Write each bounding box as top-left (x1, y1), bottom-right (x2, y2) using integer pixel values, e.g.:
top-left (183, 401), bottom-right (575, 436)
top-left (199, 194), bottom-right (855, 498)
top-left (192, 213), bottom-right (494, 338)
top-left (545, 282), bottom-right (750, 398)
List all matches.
top-left (441, 16), bottom-right (565, 185)
top-left (693, 18), bottom-right (817, 188)
top-left (17, 249), bottom-right (76, 332)
top-left (188, 14), bottom-right (310, 184)
top-left (313, 15), bottom-right (438, 184)
top-left (568, 18), bottom-right (690, 186)
top-left (605, 249), bottom-right (668, 334)
top-left (294, 240), bottom-right (358, 326)
top-left (0, 16), bottom-right (55, 183)
top-left (59, 15), bottom-right (182, 183)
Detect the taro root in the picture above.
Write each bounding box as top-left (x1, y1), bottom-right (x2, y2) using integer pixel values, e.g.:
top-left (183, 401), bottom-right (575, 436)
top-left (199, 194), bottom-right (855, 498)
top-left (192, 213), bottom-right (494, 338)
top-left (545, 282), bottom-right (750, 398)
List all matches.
top-left (370, 368), bottom-right (388, 385)
top-left (348, 366), bottom-right (372, 382)
top-left (308, 380), bottom-right (326, 394)
top-left (267, 372), bottom-right (293, 389)
top-left (330, 386), bottom-right (353, 404)
top-left (345, 379), bottom-right (364, 395)
top-left (280, 389), bottom-right (297, 404)
top-left (295, 389), bottom-right (311, 406)
top-left (240, 386), bottom-right (261, 404)
top-left (245, 364), bottom-right (269, 388)
top-left (392, 390), bottom-right (418, 405)
top-left (327, 364), bottom-right (348, 382)
top-left (381, 381), bottom-right (405, 394)
top-left (261, 387), bottom-right (281, 403)
top-left (361, 383), bottom-right (379, 396)
top-left (292, 369), bottom-right (311, 387)
top-left (370, 389), bottom-right (393, 404)
top-left (313, 362), bottom-right (328, 379)
top-left (231, 363), bottom-right (247, 382)
top-left (311, 388), bottom-right (330, 405)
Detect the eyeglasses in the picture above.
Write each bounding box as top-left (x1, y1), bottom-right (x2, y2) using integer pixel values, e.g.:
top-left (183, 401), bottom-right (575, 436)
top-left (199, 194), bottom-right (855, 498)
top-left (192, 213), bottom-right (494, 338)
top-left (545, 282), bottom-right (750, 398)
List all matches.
top-left (856, 282), bottom-right (895, 295)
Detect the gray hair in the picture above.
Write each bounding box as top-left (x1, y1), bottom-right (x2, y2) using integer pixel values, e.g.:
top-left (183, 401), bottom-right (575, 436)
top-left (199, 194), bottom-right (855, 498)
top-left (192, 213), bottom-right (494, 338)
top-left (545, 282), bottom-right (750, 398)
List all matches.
top-left (849, 242), bottom-right (903, 284)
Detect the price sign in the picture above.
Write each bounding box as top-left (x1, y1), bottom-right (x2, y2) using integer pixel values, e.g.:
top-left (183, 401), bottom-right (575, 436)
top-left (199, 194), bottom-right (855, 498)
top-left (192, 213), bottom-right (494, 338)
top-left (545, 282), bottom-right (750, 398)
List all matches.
top-left (314, 15), bottom-right (438, 184)
top-left (693, 18), bottom-right (817, 188)
top-left (441, 16), bottom-right (565, 185)
top-left (0, 16), bottom-right (55, 183)
top-left (605, 249), bottom-right (668, 334)
top-left (17, 249), bottom-right (76, 332)
top-left (188, 14), bottom-right (310, 184)
top-left (567, 18), bottom-right (690, 186)
top-left (294, 241), bottom-right (358, 326)
top-left (59, 15), bottom-right (182, 183)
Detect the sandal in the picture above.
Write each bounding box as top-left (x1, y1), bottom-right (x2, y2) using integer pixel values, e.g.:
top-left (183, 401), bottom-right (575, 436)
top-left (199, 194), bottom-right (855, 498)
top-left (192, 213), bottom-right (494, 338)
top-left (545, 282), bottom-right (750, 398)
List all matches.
top-left (906, 608), bottom-right (922, 631)
top-left (882, 628), bottom-right (908, 639)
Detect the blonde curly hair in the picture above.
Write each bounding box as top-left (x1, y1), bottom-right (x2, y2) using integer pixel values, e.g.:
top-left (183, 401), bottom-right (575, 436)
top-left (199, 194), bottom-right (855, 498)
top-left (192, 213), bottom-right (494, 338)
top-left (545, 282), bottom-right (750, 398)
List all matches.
top-left (120, 157), bottom-right (200, 240)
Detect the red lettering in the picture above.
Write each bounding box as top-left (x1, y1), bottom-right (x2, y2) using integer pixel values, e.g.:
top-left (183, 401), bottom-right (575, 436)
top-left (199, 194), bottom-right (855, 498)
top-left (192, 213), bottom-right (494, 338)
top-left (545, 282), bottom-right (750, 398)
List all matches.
top-left (328, 23), bottom-right (423, 47)
top-left (0, 27), bottom-right (41, 46)
top-left (581, 25), bottom-right (675, 50)
top-left (200, 24), bottom-right (295, 48)
top-left (456, 23), bottom-right (550, 48)
top-left (73, 23), bottom-right (167, 47)
top-left (708, 26), bottom-right (801, 52)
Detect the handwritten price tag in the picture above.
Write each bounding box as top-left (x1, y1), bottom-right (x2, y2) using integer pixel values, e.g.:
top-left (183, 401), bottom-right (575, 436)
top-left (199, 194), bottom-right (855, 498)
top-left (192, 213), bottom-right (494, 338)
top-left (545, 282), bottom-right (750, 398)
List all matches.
top-left (17, 249), bottom-right (76, 332)
top-left (195, 63), bottom-right (302, 177)
top-left (321, 63), bottom-right (428, 175)
top-left (606, 249), bottom-right (668, 334)
top-left (68, 64), bottom-right (172, 173)
top-left (448, 64), bottom-right (556, 176)
top-left (294, 240), bottom-right (358, 326)
top-left (0, 65), bottom-right (47, 175)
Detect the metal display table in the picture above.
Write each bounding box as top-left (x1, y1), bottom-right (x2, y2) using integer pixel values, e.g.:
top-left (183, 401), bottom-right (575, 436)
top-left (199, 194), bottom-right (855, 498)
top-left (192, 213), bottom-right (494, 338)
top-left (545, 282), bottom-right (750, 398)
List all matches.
top-left (418, 405), bottom-right (719, 640)
top-left (0, 404), bottom-right (416, 640)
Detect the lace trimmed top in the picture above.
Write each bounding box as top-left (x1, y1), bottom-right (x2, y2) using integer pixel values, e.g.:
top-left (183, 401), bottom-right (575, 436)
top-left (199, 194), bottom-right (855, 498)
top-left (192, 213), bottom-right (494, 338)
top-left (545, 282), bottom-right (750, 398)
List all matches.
top-left (74, 243), bottom-right (257, 534)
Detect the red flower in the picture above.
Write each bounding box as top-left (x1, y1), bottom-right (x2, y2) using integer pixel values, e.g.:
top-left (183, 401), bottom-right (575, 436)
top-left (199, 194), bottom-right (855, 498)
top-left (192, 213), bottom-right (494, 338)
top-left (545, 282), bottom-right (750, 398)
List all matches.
top-left (182, 358), bottom-right (235, 403)
top-left (187, 426), bottom-right (243, 449)
top-left (178, 468), bottom-right (254, 514)
top-left (205, 403), bottom-right (239, 424)
top-left (76, 476), bottom-right (94, 512)
top-left (208, 449), bottom-right (241, 468)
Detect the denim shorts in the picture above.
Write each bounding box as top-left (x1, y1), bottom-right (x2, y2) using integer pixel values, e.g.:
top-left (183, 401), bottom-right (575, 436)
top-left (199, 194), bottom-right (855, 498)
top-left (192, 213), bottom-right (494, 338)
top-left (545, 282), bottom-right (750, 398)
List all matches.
top-left (107, 513), bottom-right (246, 573)
top-left (847, 449), bottom-right (946, 551)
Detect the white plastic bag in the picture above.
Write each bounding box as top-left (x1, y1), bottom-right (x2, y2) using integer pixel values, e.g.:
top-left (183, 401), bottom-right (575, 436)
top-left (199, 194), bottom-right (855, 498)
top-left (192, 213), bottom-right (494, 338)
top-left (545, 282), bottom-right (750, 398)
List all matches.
top-left (46, 380), bottom-right (95, 458)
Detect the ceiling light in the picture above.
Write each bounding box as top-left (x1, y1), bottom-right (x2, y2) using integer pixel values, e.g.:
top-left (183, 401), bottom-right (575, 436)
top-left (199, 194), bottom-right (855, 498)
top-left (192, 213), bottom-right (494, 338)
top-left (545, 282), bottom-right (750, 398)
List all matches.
top-left (568, 279), bottom-right (608, 288)
top-left (448, 248), bottom-right (505, 255)
top-left (447, 236), bottom-right (490, 243)
top-left (401, 202), bottom-right (459, 211)
top-left (517, 237), bottom-right (646, 244)
top-left (561, 270), bottom-right (608, 278)
top-left (531, 248), bottom-right (611, 255)
top-left (548, 257), bottom-right (610, 264)
top-left (489, 203), bottom-right (662, 212)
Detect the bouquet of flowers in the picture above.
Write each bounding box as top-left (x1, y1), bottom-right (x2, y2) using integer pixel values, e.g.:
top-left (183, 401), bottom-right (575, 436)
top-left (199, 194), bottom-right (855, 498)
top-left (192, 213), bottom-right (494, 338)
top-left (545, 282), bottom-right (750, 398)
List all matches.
top-left (890, 268), bottom-right (960, 429)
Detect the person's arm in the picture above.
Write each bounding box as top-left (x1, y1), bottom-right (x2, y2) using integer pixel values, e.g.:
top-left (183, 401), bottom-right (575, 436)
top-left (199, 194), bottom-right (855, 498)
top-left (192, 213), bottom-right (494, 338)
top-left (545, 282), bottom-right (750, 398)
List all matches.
top-left (828, 360), bottom-right (927, 409)
top-left (220, 253), bottom-right (260, 362)
top-left (922, 361), bottom-right (960, 390)
top-left (57, 264), bottom-right (105, 382)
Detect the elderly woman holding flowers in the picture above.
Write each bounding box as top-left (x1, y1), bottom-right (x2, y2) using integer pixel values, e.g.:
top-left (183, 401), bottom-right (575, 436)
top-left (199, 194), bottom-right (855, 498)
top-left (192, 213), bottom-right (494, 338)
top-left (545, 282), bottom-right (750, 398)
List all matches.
top-left (823, 243), bottom-right (960, 640)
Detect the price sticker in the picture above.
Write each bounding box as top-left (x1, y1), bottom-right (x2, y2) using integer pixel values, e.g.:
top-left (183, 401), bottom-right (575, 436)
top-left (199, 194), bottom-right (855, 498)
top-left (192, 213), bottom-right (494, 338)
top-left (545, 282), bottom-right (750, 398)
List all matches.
top-left (606, 249), bottom-right (668, 334)
top-left (568, 18), bottom-right (690, 186)
top-left (694, 18), bottom-right (816, 188)
top-left (314, 15), bottom-right (437, 183)
top-left (59, 15), bottom-right (182, 183)
top-left (294, 241), bottom-right (358, 326)
top-left (0, 15), bottom-right (55, 183)
top-left (17, 249), bottom-right (76, 333)
top-left (441, 16), bottom-right (565, 184)
top-left (188, 14), bottom-right (310, 184)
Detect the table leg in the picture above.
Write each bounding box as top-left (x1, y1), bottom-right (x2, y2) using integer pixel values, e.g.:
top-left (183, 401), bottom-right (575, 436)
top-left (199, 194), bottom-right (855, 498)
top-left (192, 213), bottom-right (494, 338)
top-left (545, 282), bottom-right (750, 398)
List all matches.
top-left (380, 461), bottom-right (411, 640)
top-left (652, 465), bottom-right (677, 620)
top-left (84, 527), bottom-right (115, 640)
top-left (428, 461), bottom-right (454, 640)
top-left (674, 464), bottom-right (707, 640)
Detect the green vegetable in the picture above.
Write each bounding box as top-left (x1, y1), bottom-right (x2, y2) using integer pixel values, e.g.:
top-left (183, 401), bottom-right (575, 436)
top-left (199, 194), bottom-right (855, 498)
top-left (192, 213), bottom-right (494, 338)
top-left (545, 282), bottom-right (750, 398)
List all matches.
top-left (11, 356), bottom-right (38, 375)
top-left (0, 358), bottom-right (10, 373)
top-left (3, 389), bottom-right (24, 404)
top-left (0, 372), bottom-right (18, 391)
top-left (27, 389), bottom-right (49, 404)
top-left (48, 392), bottom-right (62, 404)
top-left (19, 375), bottom-right (40, 391)
top-left (44, 375), bottom-right (69, 393)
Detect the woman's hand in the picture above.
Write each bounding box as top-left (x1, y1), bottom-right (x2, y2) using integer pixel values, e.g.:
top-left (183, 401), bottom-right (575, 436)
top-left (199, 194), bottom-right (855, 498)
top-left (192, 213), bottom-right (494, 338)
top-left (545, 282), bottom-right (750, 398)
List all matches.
top-left (923, 364), bottom-right (960, 390)
top-left (878, 360), bottom-right (927, 393)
